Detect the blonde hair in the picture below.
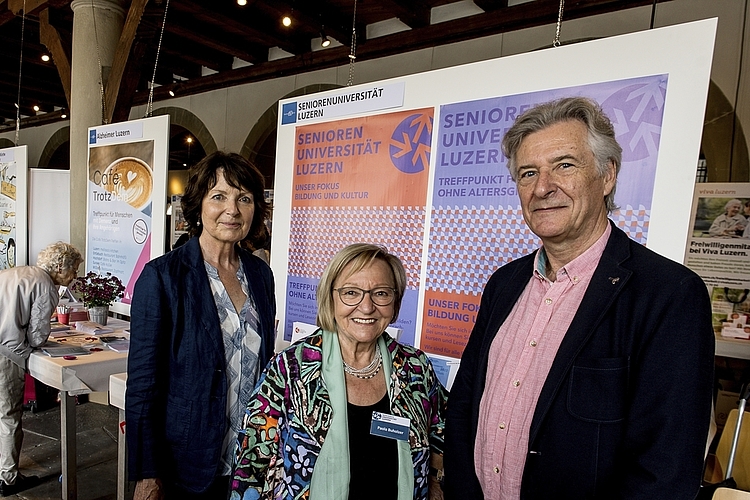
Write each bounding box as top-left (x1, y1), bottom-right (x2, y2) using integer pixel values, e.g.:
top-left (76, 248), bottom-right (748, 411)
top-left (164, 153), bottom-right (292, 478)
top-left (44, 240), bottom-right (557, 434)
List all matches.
top-left (37, 242), bottom-right (83, 274)
top-left (316, 243), bottom-right (407, 333)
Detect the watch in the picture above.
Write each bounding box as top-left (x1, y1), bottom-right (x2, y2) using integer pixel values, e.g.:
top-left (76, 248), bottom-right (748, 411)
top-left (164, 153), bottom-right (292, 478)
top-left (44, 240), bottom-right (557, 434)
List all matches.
top-left (429, 466), bottom-right (445, 489)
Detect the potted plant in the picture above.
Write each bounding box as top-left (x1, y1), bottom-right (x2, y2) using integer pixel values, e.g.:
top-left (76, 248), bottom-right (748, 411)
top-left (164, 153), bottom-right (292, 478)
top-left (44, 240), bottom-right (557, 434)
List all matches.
top-left (70, 271), bottom-right (125, 325)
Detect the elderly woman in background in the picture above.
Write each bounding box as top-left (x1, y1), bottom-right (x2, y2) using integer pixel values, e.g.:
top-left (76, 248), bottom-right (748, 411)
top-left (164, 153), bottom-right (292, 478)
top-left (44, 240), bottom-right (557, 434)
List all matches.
top-left (232, 243), bottom-right (447, 500)
top-left (0, 242), bottom-right (82, 496)
top-left (127, 152), bottom-right (276, 500)
top-left (709, 199), bottom-right (746, 237)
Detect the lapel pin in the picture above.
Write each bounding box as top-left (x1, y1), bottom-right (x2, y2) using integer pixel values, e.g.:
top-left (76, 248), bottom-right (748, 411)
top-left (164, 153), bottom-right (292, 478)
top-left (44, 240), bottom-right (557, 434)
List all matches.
top-left (608, 277), bottom-right (620, 285)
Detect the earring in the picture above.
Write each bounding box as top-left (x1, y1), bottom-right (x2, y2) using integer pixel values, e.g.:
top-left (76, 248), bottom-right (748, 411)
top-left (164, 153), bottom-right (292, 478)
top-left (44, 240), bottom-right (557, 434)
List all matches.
top-left (196, 219), bottom-right (201, 226)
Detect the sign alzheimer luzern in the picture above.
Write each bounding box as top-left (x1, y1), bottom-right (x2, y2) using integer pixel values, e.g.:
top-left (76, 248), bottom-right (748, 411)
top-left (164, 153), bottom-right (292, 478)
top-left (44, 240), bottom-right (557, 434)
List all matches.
top-left (85, 115), bottom-right (169, 316)
top-left (89, 121), bottom-right (144, 145)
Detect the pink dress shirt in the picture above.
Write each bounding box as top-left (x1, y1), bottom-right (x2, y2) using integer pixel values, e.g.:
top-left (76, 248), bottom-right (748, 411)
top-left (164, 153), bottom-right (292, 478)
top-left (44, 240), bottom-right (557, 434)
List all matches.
top-left (474, 225), bottom-right (611, 499)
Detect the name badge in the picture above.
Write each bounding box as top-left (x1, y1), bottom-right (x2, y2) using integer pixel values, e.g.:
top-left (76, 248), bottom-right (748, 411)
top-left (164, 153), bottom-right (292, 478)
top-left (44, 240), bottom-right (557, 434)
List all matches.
top-left (370, 412), bottom-right (410, 441)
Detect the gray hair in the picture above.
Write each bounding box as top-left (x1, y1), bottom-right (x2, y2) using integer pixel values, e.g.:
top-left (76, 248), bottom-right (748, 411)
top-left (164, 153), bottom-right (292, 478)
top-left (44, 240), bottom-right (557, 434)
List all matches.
top-left (316, 243), bottom-right (407, 333)
top-left (37, 242), bottom-right (83, 274)
top-left (502, 97), bottom-right (622, 213)
top-left (724, 199), bottom-right (742, 212)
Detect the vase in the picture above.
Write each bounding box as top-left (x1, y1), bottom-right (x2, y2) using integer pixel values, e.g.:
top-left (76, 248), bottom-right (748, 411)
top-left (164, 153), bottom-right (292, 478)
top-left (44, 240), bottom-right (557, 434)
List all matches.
top-left (88, 305), bottom-right (110, 326)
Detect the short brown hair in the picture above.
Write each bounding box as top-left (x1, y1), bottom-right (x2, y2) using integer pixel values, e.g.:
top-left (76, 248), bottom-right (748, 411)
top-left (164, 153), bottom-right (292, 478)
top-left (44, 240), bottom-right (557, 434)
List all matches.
top-left (316, 243), bottom-right (407, 333)
top-left (182, 151), bottom-right (270, 243)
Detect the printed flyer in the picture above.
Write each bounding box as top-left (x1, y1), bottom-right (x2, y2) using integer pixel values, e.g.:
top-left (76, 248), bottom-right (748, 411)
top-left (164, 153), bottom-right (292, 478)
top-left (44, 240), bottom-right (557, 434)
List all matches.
top-left (422, 75), bottom-right (668, 357)
top-left (86, 140), bottom-right (154, 305)
top-left (284, 108), bottom-right (433, 343)
top-left (684, 183), bottom-right (750, 339)
top-left (0, 148), bottom-right (18, 269)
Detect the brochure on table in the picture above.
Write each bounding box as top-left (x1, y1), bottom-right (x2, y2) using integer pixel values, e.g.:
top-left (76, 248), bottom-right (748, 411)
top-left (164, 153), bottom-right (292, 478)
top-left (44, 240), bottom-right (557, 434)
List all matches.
top-left (0, 145), bottom-right (27, 268)
top-left (272, 19), bottom-right (717, 389)
top-left (684, 183), bottom-right (750, 340)
top-left (85, 116), bottom-right (169, 316)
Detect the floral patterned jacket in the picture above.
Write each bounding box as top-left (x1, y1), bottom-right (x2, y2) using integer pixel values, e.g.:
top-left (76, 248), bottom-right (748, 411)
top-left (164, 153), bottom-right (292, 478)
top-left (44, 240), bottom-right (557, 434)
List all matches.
top-left (231, 330), bottom-right (448, 500)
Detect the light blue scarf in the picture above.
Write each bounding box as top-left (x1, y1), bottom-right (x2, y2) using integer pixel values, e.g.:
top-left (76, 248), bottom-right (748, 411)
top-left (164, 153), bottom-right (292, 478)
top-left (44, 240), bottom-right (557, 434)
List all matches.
top-left (309, 330), bottom-right (412, 499)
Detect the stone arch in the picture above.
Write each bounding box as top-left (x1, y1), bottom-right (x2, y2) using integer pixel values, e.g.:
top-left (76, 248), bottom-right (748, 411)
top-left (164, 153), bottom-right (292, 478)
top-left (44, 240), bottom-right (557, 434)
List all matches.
top-left (702, 80), bottom-right (749, 181)
top-left (38, 126), bottom-right (70, 168)
top-left (152, 106), bottom-right (218, 155)
top-left (241, 83), bottom-right (342, 176)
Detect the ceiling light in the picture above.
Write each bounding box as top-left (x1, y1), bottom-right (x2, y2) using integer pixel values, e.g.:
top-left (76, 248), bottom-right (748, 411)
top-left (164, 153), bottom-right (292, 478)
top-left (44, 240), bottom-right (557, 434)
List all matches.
top-left (321, 28), bottom-right (330, 48)
top-left (186, 136), bottom-right (193, 144)
top-left (168, 89), bottom-right (175, 97)
top-left (33, 105), bottom-right (40, 112)
top-left (237, 0), bottom-right (247, 5)
top-left (61, 113), bottom-right (67, 119)
top-left (282, 15), bottom-right (292, 27)
top-left (41, 54), bottom-right (50, 62)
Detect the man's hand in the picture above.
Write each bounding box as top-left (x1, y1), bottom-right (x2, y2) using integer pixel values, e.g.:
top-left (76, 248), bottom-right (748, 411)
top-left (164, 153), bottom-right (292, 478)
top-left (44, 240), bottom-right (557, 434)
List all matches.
top-left (133, 478), bottom-right (164, 500)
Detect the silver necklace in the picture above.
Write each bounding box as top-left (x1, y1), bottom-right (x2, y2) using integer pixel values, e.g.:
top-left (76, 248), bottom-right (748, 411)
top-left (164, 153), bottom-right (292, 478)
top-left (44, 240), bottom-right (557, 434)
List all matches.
top-left (343, 348), bottom-right (382, 379)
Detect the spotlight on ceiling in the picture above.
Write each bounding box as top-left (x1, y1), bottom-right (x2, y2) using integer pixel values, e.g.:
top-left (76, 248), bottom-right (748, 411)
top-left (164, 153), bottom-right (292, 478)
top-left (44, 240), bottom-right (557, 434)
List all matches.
top-left (41, 54), bottom-right (50, 62)
top-left (33, 105), bottom-right (40, 112)
top-left (169, 89), bottom-right (175, 97)
top-left (282, 15), bottom-right (292, 27)
top-left (237, 0), bottom-right (247, 5)
top-left (61, 112), bottom-right (67, 119)
top-left (321, 28), bottom-right (330, 48)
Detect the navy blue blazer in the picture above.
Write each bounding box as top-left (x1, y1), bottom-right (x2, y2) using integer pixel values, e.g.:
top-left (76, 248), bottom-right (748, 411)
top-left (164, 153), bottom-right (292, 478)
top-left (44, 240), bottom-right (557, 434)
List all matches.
top-left (126, 236), bottom-right (276, 493)
top-left (444, 224), bottom-right (715, 499)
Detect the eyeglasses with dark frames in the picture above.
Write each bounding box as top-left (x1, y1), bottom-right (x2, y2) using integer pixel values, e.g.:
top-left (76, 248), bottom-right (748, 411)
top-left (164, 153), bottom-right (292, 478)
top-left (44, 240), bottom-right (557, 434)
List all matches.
top-left (334, 287), bottom-right (396, 307)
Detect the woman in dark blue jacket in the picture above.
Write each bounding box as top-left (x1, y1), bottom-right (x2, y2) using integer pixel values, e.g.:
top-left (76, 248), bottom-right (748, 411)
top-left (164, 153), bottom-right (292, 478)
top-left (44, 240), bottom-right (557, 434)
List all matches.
top-left (126, 152), bottom-right (276, 499)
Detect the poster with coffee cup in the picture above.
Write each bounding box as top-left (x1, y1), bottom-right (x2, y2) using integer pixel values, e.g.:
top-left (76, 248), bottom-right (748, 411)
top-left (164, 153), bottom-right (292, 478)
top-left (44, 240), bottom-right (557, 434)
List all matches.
top-left (85, 116), bottom-right (169, 316)
top-left (86, 139), bottom-right (155, 306)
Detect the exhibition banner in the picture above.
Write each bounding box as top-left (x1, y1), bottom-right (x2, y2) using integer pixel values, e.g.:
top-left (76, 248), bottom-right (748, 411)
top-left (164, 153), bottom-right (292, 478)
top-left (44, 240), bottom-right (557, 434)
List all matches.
top-left (422, 75), bottom-right (666, 357)
top-left (0, 146), bottom-right (27, 269)
top-left (273, 20), bottom-right (716, 385)
top-left (284, 109), bottom-right (433, 343)
top-left (85, 116), bottom-right (169, 315)
top-left (684, 183), bottom-right (750, 339)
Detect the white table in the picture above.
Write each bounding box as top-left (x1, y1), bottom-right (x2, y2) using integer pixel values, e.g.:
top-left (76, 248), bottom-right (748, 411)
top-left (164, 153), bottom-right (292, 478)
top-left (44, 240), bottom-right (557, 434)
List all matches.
top-left (27, 318), bottom-right (129, 500)
top-left (716, 335), bottom-right (750, 360)
top-left (109, 373), bottom-right (128, 500)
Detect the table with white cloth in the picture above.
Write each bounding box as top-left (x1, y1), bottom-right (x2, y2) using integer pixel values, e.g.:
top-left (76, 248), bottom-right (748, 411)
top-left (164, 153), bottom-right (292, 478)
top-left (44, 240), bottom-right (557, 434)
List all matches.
top-left (27, 318), bottom-right (129, 500)
top-left (716, 335), bottom-right (750, 360)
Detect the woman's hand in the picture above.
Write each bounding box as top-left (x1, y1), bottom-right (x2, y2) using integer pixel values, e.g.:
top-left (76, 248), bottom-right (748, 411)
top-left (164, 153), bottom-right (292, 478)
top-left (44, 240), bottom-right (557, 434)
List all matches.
top-left (428, 474), bottom-right (444, 500)
top-left (134, 478), bottom-right (164, 500)
top-left (428, 453), bottom-right (444, 500)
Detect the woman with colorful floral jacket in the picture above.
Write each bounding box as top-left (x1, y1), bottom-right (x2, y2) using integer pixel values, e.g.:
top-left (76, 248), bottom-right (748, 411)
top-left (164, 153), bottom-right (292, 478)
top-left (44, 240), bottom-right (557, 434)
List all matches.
top-left (232, 244), bottom-right (447, 500)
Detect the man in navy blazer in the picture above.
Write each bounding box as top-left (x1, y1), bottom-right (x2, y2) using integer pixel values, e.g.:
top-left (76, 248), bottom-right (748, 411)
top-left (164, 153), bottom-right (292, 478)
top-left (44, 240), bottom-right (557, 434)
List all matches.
top-left (126, 235), bottom-right (276, 495)
top-left (444, 97), bottom-right (714, 499)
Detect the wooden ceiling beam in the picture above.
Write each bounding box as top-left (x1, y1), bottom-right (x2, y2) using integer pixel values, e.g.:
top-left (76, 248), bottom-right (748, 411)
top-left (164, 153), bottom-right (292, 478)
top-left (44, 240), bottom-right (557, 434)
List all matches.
top-left (170, 0), bottom-right (297, 53)
top-left (8, 0), bottom-right (46, 16)
top-left (160, 40), bottom-right (234, 73)
top-left (259, 0), bottom-right (351, 43)
top-left (110, 37), bottom-right (149, 123)
top-left (104, 0), bottom-right (147, 123)
top-left (473, 0), bottom-right (508, 12)
top-left (378, 0), bottom-right (431, 28)
top-left (39, 8), bottom-right (70, 107)
top-left (0, 1), bottom-right (16, 26)
top-left (132, 0), bottom-right (673, 104)
top-left (164, 18), bottom-right (266, 64)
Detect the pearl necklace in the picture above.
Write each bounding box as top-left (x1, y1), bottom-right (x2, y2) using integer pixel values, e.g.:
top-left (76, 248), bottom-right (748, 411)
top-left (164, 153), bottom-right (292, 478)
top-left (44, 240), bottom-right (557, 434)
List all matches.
top-left (343, 348), bottom-right (382, 379)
